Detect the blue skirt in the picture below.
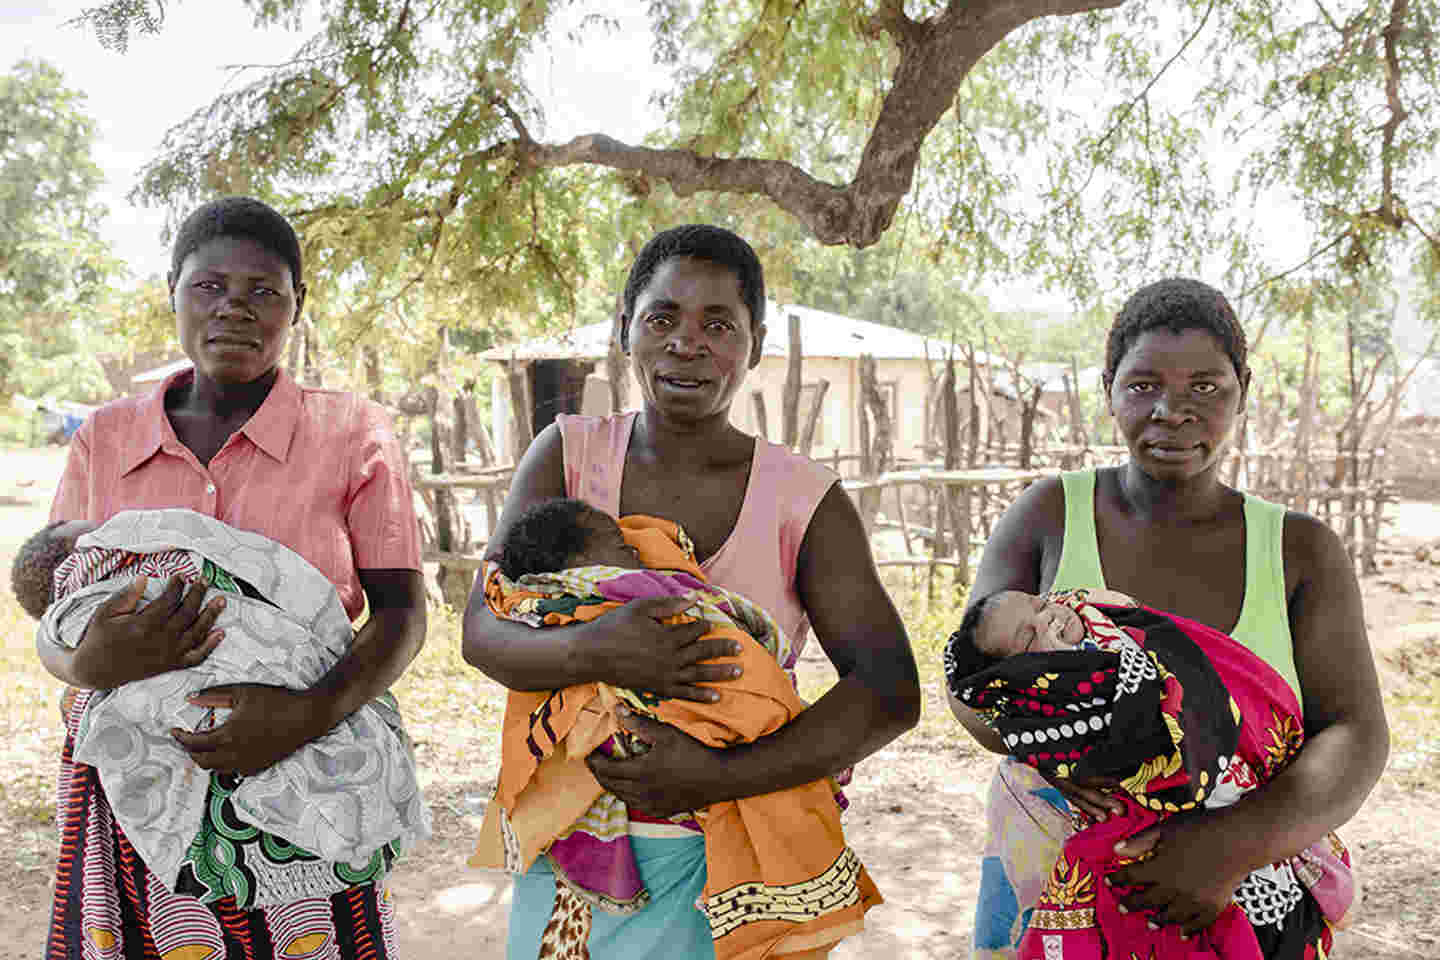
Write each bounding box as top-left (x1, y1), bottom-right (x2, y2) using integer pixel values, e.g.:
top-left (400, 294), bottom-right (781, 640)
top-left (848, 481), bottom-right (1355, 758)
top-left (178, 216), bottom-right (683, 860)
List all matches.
top-left (507, 832), bottom-right (714, 960)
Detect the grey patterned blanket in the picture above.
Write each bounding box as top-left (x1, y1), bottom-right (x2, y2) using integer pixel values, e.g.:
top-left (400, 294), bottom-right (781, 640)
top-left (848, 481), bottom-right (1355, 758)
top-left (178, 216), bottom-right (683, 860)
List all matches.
top-left (37, 509), bottom-right (430, 907)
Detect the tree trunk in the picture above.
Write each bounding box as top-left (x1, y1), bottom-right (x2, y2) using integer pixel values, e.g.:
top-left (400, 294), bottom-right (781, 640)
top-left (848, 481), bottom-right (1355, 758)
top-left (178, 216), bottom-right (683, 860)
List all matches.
top-left (1018, 380), bottom-right (1043, 470)
top-left (782, 311), bottom-right (802, 448)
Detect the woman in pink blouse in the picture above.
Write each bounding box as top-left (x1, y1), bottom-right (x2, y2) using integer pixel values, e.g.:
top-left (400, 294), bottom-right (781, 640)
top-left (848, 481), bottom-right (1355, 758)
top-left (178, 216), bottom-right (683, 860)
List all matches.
top-left (463, 224), bottom-right (922, 959)
top-left (38, 197), bottom-right (427, 960)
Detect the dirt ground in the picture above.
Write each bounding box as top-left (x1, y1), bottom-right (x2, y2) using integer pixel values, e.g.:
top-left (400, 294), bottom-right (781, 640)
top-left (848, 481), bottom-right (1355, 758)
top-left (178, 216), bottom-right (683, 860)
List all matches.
top-left (2, 446), bottom-right (1438, 959)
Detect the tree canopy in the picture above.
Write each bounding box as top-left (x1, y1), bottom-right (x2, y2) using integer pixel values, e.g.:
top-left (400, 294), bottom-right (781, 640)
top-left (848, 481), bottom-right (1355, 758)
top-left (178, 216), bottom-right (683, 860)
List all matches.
top-left (0, 58), bottom-right (116, 404)
top-left (74, 0), bottom-right (1437, 354)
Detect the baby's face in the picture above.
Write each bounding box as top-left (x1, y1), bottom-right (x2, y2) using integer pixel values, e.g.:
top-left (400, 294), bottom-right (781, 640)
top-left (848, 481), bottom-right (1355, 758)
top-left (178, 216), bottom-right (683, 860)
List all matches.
top-left (979, 591), bottom-right (1085, 656)
top-left (569, 511), bottom-right (642, 569)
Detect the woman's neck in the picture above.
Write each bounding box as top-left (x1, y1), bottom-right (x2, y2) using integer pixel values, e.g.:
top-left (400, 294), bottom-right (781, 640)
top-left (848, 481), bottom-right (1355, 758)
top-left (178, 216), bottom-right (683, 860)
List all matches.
top-left (1116, 461), bottom-right (1232, 525)
top-left (632, 406), bottom-right (749, 465)
top-left (181, 367), bottom-right (280, 423)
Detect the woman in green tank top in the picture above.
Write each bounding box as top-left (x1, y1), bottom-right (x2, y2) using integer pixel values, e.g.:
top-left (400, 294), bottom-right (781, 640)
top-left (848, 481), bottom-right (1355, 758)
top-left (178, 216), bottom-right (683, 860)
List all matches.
top-left (950, 279), bottom-right (1388, 958)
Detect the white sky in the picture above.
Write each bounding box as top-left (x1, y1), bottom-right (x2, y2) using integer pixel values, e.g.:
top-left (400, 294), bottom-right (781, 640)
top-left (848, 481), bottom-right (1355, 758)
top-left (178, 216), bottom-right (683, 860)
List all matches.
top-left (0, 1), bottom-right (1353, 314)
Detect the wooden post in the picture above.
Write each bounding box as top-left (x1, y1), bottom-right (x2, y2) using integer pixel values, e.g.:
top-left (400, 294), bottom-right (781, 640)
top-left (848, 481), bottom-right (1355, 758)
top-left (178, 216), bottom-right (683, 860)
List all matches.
top-left (966, 345), bottom-right (980, 468)
top-left (782, 311), bottom-right (802, 448)
top-left (798, 379), bottom-right (830, 458)
top-left (507, 359), bottom-right (533, 464)
top-left (607, 312), bottom-right (629, 414)
top-left (751, 391), bottom-right (769, 441)
top-left (428, 386), bottom-right (474, 611)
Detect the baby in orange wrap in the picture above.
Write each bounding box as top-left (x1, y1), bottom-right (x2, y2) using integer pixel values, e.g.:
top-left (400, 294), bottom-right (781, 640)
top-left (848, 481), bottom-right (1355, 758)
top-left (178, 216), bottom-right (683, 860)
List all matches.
top-left (472, 498), bottom-right (879, 960)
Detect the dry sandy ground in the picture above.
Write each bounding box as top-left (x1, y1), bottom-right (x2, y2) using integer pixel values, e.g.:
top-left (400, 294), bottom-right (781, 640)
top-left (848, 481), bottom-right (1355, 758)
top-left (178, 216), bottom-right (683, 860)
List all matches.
top-left (2, 446), bottom-right (1437, 959)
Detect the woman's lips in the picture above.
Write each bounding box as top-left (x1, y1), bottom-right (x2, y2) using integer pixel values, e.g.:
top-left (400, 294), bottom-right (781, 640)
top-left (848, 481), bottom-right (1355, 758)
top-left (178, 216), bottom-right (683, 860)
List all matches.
top-left (656, 374), bottom-right (708, 389)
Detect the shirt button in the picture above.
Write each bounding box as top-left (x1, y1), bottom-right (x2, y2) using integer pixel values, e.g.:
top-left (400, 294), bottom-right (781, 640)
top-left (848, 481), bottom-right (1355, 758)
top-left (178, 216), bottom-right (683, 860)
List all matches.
top-left (206, 483), bottom-right (216, 494)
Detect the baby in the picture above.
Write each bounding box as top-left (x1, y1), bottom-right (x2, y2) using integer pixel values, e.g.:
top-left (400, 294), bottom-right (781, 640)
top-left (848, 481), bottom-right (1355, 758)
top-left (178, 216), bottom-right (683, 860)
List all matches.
top-left (12, 519), bottom-right (101, 620)
top-left (953, 588), bottom-right (1092, 658)
top-left (476, 497), bottom-right (879, 960)
top-left (13, 509), bottom-right (428, 909)
top-left (946, 589), bottom-right (1354, 960)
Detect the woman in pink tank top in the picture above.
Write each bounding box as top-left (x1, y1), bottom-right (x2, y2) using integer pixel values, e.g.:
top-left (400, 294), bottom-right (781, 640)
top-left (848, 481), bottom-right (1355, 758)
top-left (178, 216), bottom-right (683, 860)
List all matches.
top-left (462, 225), bottom-right (920, 959)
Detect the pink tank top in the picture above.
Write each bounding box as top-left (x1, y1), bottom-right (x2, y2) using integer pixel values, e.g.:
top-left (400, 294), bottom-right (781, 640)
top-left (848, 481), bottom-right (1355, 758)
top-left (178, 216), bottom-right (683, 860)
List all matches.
top-left (556, 412), bottom-right (837, 667)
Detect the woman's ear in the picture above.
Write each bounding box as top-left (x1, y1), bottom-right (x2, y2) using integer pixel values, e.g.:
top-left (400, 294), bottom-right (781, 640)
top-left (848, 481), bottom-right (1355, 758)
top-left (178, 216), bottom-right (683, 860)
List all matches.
top-left (293, 282), bottom-right (308, 326)
top-left (166, 271), bottom-right (177, 312)
top-left (749, 321), bottom-right (767, 368)
top-left (618, 313), bottom-right (631, 354)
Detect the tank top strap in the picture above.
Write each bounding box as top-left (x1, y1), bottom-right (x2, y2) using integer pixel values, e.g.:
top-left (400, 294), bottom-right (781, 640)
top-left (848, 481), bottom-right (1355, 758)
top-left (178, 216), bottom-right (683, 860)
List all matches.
top-left (1052, 469), bottom-right (1107, 591)
top-left (1230, 494), bottom-right (1302, 709)
top-left (555, 412), bottom-right (635, 517)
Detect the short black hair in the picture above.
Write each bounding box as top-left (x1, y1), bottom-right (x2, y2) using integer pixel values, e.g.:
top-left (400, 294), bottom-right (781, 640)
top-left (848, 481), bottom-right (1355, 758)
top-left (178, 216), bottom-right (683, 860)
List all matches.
top-left (10, 522), bottom-right (73, 620)
top-left (1104, 278), bottom-right (1249, 391)
top-left (497, 498), bottom-right (604, 580)
top-left (619, 224), bottom-right (766, 352)
top-left (170, 196), bottom-right (303, 287)
top-left (943, 592), bottom-right (999, 695)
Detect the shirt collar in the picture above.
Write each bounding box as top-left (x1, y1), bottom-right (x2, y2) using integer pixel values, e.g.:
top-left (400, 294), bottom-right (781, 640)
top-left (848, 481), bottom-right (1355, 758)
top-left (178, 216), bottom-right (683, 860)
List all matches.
top-left (238, 367), bottom-right (301, 464)
top-left (121, 366), bottom-right (301, 475)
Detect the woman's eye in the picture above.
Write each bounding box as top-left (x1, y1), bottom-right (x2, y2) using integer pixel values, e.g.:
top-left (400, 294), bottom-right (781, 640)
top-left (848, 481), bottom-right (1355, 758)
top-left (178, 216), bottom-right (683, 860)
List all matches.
top-left (706, 319), bottom-right (734, 333)
top-left (645, 314), bottom-right (673, 329)
top-left (1193, 382), bottom-right (1218, 395)
top-left (194, 280), bottom-right (222, 292)
top-left (1127, 383), bottom-right (1155, 394)
top-left (252, 286), bottom-right (278, 297)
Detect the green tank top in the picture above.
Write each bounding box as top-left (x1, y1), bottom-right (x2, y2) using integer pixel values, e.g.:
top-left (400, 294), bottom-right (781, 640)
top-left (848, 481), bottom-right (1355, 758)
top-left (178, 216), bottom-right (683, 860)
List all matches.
top-left (1051, 469), bottom-right (1302, 708)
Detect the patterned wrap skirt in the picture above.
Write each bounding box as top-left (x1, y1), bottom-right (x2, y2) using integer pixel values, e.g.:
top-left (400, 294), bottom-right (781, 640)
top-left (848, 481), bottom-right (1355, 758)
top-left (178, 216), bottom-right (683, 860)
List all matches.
top-left (45, 692), bottom-right (401, 960)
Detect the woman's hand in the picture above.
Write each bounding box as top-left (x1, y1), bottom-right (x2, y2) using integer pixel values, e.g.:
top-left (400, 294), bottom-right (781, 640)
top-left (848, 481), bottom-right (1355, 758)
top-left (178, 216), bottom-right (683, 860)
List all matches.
top-left (1039, 769), bottom-right (1128, 822)
top-left (1107, 817), bottom-right (1250, 936)
top-left (579, 595), bottom-right (744, 702)
top-left (73, 575), bottom-right (226, 689)
top-left (586, 707), bottom-right (728, 816)
top-left (171, 683), bottom-right (328, 776)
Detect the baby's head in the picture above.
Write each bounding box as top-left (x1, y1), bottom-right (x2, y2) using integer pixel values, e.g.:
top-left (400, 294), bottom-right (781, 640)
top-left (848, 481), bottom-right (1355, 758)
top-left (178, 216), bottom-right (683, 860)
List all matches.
top-left (960, 590), bottom-right (1085, 658)
top-left (497, 498), bottom-right (641, 580)
top-left (10, 519), bottom-right (95, 619)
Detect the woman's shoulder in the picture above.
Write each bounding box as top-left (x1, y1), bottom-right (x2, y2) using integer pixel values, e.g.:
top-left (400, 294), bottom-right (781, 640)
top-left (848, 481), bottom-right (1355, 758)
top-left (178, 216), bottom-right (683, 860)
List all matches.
top-left (754, 435), bottom-right (839, 487)
top-left (1278, 506), bottom-right (1350, 580)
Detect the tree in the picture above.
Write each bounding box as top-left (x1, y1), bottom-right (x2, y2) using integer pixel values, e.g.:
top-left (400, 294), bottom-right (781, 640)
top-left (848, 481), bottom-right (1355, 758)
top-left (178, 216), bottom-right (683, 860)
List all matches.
top-left (0, 59), bottom-right (117, 404)
top-left (73, 0), bottom-right (1438, 362)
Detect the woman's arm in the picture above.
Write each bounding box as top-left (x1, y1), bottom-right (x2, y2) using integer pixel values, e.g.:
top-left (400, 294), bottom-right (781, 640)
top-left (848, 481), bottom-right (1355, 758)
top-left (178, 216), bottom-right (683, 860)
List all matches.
top-left (587, 483), bottom-right (922, 815)
top-left (946, 477), bottom-right (1060, 754)
top-left (460, 424), bottom-right (738, 699)
top-left (1109, 512), bottom-right (1390, 935)
top-left (175, 568), bottom-right (427, 775)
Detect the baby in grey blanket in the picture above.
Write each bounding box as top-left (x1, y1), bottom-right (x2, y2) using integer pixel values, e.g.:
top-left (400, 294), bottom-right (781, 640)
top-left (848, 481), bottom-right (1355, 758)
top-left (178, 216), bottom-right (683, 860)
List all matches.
top-left (17, 509), bottom-right (429, 908)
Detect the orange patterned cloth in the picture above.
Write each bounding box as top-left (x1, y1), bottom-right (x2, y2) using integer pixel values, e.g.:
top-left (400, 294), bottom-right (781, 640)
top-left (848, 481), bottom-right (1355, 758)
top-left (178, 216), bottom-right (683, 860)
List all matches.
top-left (472, 515), bottom-right (880, 959)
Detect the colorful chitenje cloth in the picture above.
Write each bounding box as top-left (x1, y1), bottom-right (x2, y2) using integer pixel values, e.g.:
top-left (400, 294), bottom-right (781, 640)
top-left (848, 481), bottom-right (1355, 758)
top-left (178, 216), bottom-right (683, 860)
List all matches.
top-left (472, 514), bottom-right (880, 960)
top-left (37, 509), bottom-right (428, 913)
top-left (49, 688), bottom-right (403, 960)
top-left (948, 590), bottom-right (1355, 960)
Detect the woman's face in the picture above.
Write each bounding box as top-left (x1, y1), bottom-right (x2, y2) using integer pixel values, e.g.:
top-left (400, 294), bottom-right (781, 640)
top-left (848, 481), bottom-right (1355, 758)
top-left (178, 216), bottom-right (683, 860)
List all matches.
top-left (1107, 327), bottom-right (1245, 482)
top-left (627, 256), bottom-right (765, 424)
top-left (168, 235), bottom-right (305, 386)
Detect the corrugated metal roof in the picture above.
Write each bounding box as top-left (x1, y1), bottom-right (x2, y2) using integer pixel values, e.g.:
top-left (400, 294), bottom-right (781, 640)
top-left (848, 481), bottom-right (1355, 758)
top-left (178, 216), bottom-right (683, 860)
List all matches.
top-left (478, 302), bottom-right (991, 362)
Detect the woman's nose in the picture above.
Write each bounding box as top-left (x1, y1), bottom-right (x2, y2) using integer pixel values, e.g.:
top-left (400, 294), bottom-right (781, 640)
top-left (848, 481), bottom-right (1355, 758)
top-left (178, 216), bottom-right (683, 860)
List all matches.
top-left (1149, 390), bottom-right (1194, 421)
top-left (665, 325), bottom-right (708, 357)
